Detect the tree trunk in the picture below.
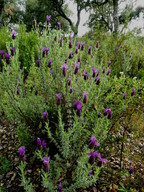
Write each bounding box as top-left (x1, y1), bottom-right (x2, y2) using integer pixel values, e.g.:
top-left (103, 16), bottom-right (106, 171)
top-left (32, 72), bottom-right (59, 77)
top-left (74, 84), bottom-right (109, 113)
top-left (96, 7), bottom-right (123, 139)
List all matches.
top-left (113, 0), bottom-right (119, 32)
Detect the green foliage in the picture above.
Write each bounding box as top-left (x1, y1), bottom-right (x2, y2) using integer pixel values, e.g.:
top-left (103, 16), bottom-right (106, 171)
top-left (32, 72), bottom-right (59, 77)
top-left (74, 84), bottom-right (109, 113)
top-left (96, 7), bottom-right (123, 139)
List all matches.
top-left (0, 155), bottom-right (11, 174)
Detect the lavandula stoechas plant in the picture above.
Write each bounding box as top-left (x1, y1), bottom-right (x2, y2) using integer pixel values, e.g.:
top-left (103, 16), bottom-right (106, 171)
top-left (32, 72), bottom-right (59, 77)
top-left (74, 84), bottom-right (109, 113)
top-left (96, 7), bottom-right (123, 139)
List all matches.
top-left (83, 92), bottom-right (88, 104)
top-left (37, 137), bottom-right (42, 150)
top-left (12, 30), bottom-right (16, 40)
top-left (0, 50), bottom-right (4, 59)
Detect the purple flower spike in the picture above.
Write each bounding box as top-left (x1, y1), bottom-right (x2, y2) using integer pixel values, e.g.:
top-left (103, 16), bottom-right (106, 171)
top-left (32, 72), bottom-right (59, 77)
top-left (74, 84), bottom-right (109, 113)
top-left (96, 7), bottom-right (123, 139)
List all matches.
top-left (5, 53), bottom-right (11, 64)
top-left (37, 137), bottom-right (42, 149)
top-left (69, 33), bottom-right (72, 40)
top-left (67, 78), bottom-right (71, 86)
top-left (56, 93), bottom-right (62, 105)
top-left (18, 146), bottom-right (25, 162)
top-left (107, 69), bottom-right (111, 75)
top-left (92, 68), bottom-right (97, 78)
top-left (48, 59), bottom-right (52, 68)
top-left (59, 38), bottom-right (63, 47)
top-left (74, 62), bottom-right (79, 75)
top-left (70, 87), bottom-right (73, 94)
top-left (123, 93), bottom-right (127, 100)
top-left (10, 46), bottom-right (15, 56)
top-left (98, 112), bottom-right (101, 118)
top-left (88, 151), bottom-right (98, 165)
top-left (12, 30), bottom-right (16, 40)
top-left (76, 102), bottom-right (82, 117)
top-left (88, 135), bottom-right (100, 149)
top-left (83, 71), bottom-right (88, 80)
top-left (42, 111), bottom-right (48, 122)
top-left (69, 52), bottom-right (73, 59)
top-left (95, 76), bottom-right (101, 85)
top-left (46, 48), bottom-right (49, 55)
top-left (108, 60), bottom-right (112, 67)
top-left (69, 40), bottom-right (72, 48)
top-left (43, 157), bottom-right (50, 172)
top-left (103, 68), bottom-right (106, 74)
top-left (65, 58), bottom-right (67, 63)
top-left (131, 88), bottom-right (136, 96)
top-left (83, 92), bottom-right (88, 104)
top-left (104, 108), bottom-right (108, 116)
top-left (88, 46), bottom-right (92, 55)
top-left (42, 140), bottom-right (47, 152)
top-left (81, 42), bottom-right (85, 51)
top-left (73, 100), bottom-right (79, 109)
top-left (107, 109), bottom-right (113, 119)
top-left (97, 153), bottom-right (108, 167)
top-left (57, 21), bottom-right (61, 30)
top-left (46, 15), bottom-right (51, 25)
top-left (0, 50), bottom-right (5, 59)
top-left (96, 41), bottom-right (99, 48)
top-left (35, 89), bottom-right (38, 95)
top-left (18, 146), bottom-right (25, 156)
top-left (17, 88), bottom-right (20, 95)
top-left (54, 36), bottom-right (57, 41)
top-left (58, 182), bottom-right (62, 192)
top-left (42, 47), bottom-right (46, 57)
top-left (75, 47), bottom-right (78, 54)
top-left (61, 64), bottom-right (68, 77)
top-left (76, 42), bottom-right (81, 49)
top-left (88, 170), bottom-right (92, 176)
top-left (78, 55), bottom-right (80, 62)
top-left (129, 167), bottom-right (134, 174)
top-left (37, 58), bottom-right (40, 67)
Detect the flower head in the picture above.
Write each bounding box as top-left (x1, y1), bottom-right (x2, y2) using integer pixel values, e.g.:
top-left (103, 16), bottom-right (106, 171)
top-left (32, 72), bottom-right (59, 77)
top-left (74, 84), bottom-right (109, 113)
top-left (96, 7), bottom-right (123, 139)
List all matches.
top-left (17, 88), bottom-right (20, 95)
top-left (108, 60), bottom-right (112, 67)
top-left (88, 46), bottom-right (92, 55)
top-left (88, 170), bottom-right (92, 176)
top-left (123, 93), bottom-right (127, 99)
top-left (88, 151), bottom-right (98, 165)
top-left (46, 15), bottom-right (51, 25)
top-left (97, 153), bottom-right (108, 167)
top-left (61, 64), bottom-right (68, 77)
top-left (48, 59), bottom-right (52, 68)
top-left (42, 111), bottom-right (48, 122)
top-left (69, 40), bottom-right (72, 48)
top-left (76, 102), bottom-right (82, 116)
top-left (88, 135), bottom-right (100, 149)
top-left (57, 21), bottom-right (61, 30)
top-left (0, 50), bottom-right (4, 59)
top-left (98, 112), bottom-right (101, 118)
top-left (69, 52), bottom-right (73, 59)
top-left (10, 46), bottom-right (15, 56)
top-left (42, 140), bottom-right (47, 152)
top-left (131, 88), bottom-right (136, 96)
top-left (75, 47), bottom-right (78, 54)
top-left (43, 157), bottom-right (50, 172)
top-left (83, 92), bottom-right (88, 104)
top-left (58, 182), bottom-right (62, 192)
top-left (18, 146), bottom-right (25, 156)
top-left (35, 89), bottom-right (38, 95)
top-left (81, 42), bottom-right (85, 50)
top-left (70, 87), bottom-right (73, 94)
top-left (107, 69), bottom-right (111, 75)
top-left (76, 42), bottom-right (81, 49)
top-left (67, 78), bottom-right (71, 86)
top-left (107, 109), bottom-right (113, 119)
top-left (83, 71), bottom-right (88, 80)
top-left (37, 58), bottom-right (40, 67)
top-left (74, 62), bottom-right (79, 74)
top-left (5, 53), bottom-right (11, 64)
top-left (92, 68), bottom-right (97, 78)
top-left (103, 67), bottom-right (106, 74)
top-left (96, 41), bottom-right (99, 48)
top-left (12, 30), bottom-right (16, 40)
top-left (56, 93), bottom-right (62, 105)
top-left (129, 167), bottom-right (134, 174)
top-left (95, 76), bottom-right (101, 85)
top-left (78, 55), bottom-right (80, 62)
